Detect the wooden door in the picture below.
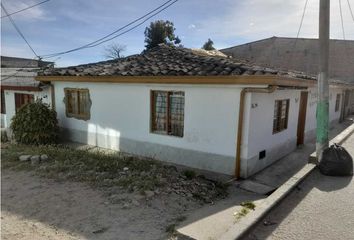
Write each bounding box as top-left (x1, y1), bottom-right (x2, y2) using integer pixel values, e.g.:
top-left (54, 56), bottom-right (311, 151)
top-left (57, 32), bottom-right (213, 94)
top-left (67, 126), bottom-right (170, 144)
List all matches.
top-left (297, 91), bottom-right (308, 146)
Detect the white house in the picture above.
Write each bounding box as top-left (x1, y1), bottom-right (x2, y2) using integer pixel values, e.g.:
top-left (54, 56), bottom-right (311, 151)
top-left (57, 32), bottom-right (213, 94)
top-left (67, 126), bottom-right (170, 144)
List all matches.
top-left (1, 56), bottom-right (54, 129)
top-left (31, 45), bottom-right (354, 178)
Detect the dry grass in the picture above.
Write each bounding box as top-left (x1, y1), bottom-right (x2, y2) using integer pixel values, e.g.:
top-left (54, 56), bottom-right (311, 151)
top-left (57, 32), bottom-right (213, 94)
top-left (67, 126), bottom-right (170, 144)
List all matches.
top-left (1, 143), bottom-right (229, 202)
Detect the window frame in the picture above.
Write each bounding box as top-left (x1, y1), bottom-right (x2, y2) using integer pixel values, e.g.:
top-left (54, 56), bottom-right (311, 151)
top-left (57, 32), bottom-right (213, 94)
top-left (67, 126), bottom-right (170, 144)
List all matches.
top-left (64, 88), bottom-right (91, 120)
top-left (150, 90), bottom-right (185, 137)
top-left (14, 93), bottom-right (34, 112)
top-left (273, 99), bottom-right (290, 134)
top-left (335, 94), bottom-right (341, 112)
top-left (1, 91), bottom-right (5, 114)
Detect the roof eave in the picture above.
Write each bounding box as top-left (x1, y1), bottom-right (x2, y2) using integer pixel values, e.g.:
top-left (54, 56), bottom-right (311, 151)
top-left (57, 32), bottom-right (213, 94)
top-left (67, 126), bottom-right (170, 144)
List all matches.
top-left (1, 85), bottom-right (43, 92)
top-left (35, 75), bottom-right (317, 87)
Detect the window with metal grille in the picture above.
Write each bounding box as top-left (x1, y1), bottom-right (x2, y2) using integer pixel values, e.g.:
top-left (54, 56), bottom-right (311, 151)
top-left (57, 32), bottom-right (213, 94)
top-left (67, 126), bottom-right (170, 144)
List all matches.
top-left (273, 99), bottom-right (289, 134)
top-left (151, 90), bottom-right (184, 137)
top-left (64, 88), bottom-right (91, 120)
top-left (335, 94), bottom-right (341, 112)
top-left (1, 91), bottom-right (5, 114)
top-left (14, 93), bottom-right (34, 112)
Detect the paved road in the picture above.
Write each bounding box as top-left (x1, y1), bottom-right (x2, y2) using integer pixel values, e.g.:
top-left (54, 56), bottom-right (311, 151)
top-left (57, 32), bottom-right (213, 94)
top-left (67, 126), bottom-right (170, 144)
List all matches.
top-left (242, 132), bottom-right (354, 240)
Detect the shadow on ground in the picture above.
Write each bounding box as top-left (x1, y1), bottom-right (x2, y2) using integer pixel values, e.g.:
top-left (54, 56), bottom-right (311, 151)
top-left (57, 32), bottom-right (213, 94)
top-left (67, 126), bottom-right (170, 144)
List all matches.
top-left (1, 120), bottom-right (353, 240)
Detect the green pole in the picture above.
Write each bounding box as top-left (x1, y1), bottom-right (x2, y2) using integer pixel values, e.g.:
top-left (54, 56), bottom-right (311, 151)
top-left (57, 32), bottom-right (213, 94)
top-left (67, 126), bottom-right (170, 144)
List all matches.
top-left (316, 0), bottom-right (330, 162)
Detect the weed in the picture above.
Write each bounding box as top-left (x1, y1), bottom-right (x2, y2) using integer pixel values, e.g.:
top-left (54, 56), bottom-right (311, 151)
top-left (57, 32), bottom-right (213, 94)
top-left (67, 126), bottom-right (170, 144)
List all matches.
top-left (183, 170), bottom-right (196, 180)
top-left (165, 223), bottom-right (176, 233)
top-left (240, 201), bottom-right (256, 210)
top-left (175, 215), bottom-right (186, 222)
top-left (234, 201), bottom-right (256, 222)
top-left (1, 143), bottom-right (230, 203)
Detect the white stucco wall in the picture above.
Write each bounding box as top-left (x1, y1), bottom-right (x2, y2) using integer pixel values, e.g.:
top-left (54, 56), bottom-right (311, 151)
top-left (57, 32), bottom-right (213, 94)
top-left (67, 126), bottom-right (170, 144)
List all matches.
top-left (304, 87), bottom-right (346, 142)
top-left (3, 87), bottom-right (52, 128)
top-left (50, 81), bottom-right (353, 177)
top-left (53, 81), bottom-right (252, 174)
top-left (240, 86), bottom-right (350, 177)
top-left (239, 89), bottom-right (301, 176)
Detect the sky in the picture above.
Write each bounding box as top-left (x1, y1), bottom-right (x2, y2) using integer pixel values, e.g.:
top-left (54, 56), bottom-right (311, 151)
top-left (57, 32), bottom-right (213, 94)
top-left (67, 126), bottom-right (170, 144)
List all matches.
top-left (1, 0), bottom-right (354, 67)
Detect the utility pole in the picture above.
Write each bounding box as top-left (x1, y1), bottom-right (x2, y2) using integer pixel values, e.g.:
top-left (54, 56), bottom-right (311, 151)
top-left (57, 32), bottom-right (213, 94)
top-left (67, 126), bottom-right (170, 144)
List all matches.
top-left (316, 0), bottom-right (330, 162)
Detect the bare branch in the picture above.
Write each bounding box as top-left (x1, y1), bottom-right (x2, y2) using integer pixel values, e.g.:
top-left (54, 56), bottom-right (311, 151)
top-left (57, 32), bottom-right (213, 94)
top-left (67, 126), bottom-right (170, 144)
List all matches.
top-left (103, 43), bottom-right (126, 60)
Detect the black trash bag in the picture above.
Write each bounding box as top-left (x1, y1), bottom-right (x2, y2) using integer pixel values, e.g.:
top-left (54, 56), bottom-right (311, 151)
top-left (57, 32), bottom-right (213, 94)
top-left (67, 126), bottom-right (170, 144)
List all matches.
top-left (319, 143), bottom-right (353, 176)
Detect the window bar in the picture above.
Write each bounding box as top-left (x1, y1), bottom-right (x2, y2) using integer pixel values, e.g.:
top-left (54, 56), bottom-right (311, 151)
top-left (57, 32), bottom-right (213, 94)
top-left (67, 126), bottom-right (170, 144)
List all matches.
top-left (167, 91), bottom-right (171, 134)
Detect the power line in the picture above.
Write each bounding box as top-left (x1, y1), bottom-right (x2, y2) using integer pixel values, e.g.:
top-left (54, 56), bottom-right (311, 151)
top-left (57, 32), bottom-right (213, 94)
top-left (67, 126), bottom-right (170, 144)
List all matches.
top-left (82, 1), bottom-right (179, 48)
top-left (1, 0), bottom-right (50, 18)
top-left (1, 58), bottom-right (39, 81)
top-left (40, 0), bottom-right (179, 59)
top-left (284, 0), bottom-right (309, 71)
top-left (295, 0), bottom-right (309, 40)
top-left (1, 2), bottom-right (39, 58)
top-left (347, 0), bottom-right (354, 23)
top-left (339, 0), bottom-right (346, 39)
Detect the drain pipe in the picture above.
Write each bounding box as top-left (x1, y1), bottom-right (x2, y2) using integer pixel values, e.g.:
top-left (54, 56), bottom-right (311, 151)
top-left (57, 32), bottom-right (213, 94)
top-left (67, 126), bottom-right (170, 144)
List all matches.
top-left (235, 85), bottom-right (278, 178)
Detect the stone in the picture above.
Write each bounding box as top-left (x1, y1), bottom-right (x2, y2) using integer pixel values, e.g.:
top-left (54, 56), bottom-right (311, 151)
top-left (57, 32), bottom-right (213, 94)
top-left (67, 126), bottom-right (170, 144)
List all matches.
top-left (40, 154), bottom-right (49, 161)
top-left (122, 203), bottom-right (130, 209)
top-left (19, 155), bottom-right (31, 161)
top-left (132, 200), bottom-right (140, 206)
top-left (144, 190), bottom-right (155, 198)
top-left (123, 167), bottom-right (129, 171)
top-left (30, 155), bottom-right (40, 165)
top-left (134, 194), bottom-right (145, 201)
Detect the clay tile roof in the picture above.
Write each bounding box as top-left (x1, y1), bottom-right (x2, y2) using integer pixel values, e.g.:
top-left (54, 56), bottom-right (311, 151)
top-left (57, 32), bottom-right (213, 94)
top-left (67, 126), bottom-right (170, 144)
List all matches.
top-left (39, 44), bottom-right (316, 80)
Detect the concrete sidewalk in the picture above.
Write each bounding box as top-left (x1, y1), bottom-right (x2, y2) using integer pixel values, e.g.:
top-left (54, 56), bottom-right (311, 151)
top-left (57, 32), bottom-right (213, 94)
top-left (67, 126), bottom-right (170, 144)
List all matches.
top-left (241, 128), bottom-right (354, 240)
top-left (177, 118), bottom-right (353, 240)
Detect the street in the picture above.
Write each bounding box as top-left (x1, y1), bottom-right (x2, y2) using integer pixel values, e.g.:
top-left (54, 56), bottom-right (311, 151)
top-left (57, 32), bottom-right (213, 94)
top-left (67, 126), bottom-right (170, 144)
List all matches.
top-left (242, 131), bottom-right (354, 240)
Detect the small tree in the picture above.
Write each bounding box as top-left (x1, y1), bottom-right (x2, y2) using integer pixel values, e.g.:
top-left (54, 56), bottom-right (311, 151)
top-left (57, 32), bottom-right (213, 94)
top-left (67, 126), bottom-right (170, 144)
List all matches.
top-left (202, 38), bottom-right (216, 50)
top-left (11, 100), bottom-right (59, 145)
top-left (144, 20), bottom-right (181, 49)
top-left (104, 43), bottom-right (126, 60)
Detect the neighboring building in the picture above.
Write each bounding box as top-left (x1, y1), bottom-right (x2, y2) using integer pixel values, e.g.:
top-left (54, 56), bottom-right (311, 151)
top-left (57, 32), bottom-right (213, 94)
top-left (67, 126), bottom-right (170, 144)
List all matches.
top-left (220, 37), bottom-right (354, 83)
top-left (1, 56), bottom-right (53, 128)
top-left (32, 44), bottom-right (354, 178)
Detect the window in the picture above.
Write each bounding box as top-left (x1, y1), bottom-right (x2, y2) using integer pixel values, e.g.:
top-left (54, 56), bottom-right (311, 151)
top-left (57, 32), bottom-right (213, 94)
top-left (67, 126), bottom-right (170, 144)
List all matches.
top-left (151, 91), bottom-right (184, 137)
top-left (1, 91), bottom-right (5, 114)
top-left (64, 88), bottom-right (91, 120)
top-left (273, 99), bottom-right (289, 134)
top-left (15, 93), bottom-right (34, 112)
top-left (335, 94), bottom-right (341, 112)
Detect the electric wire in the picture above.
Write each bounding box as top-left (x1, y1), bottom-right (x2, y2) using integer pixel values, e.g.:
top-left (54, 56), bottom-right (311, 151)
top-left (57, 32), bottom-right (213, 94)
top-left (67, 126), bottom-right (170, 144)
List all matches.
top-left (346, 0), bottom-right (354, 23)
top-left (0, 58), bottom-right (40, 81)
top-left (1, 2), bottom-right (39, 58)
top-left (339, 0), bottom-right (346, 40)
top-left (1, 0), bottom-right (50, 18)
top-left (40, 0), bottom-right (179, 59)
top-left (284, 0), bottom-right (309, 71)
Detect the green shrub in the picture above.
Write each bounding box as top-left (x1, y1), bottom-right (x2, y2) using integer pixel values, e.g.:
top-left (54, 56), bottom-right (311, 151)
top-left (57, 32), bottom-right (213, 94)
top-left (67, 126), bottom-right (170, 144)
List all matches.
top-left (10, 100), bottom-right (59, 145)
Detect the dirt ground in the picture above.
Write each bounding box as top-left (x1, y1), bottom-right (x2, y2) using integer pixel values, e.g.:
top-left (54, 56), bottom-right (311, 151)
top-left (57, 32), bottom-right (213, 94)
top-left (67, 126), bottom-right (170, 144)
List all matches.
top-left (1, 169), bottom-right (201, 240)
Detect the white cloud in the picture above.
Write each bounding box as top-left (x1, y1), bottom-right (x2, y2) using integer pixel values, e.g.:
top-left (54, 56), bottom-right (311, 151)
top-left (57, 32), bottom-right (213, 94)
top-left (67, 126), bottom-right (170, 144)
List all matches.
top-left (188, 24), bottom-right (196, 29)
top-left (1, 0), bottom-right (52, 21)
top-left (196, 0), bottom-right (354, 41)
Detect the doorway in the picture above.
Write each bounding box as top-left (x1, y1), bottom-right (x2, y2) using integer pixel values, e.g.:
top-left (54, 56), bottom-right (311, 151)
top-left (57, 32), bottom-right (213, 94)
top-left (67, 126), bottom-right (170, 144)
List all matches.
top-left (297, 91), bottom-right (308, 146)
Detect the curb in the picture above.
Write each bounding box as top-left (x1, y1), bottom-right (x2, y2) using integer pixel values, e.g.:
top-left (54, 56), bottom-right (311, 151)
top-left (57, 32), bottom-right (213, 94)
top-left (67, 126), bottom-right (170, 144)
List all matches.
top-left (309, 123), bottom-right (354, 163)
top-left (219, 163), bottom-right (316, 240)
top-left (219, 123), bottom-right (354, 240)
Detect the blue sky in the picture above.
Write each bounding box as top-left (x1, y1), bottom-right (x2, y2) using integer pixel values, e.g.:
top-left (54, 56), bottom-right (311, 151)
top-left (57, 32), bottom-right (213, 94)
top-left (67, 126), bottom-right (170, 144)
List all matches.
top-left (1, 0), bottom-right (354, 67)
